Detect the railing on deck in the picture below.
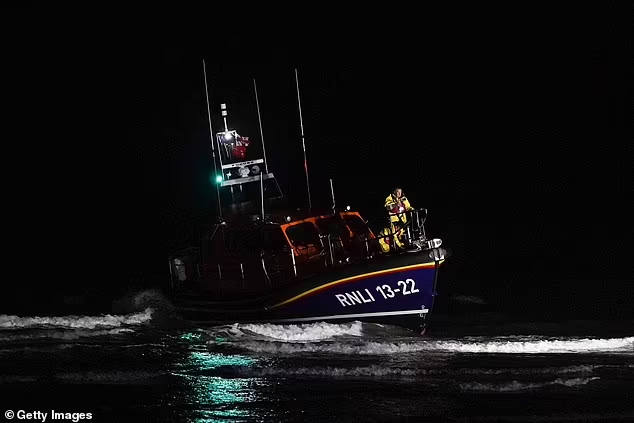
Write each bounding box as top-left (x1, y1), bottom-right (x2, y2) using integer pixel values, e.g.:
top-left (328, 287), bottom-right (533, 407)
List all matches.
top-left (172, 234), bottom-right (378, 297)
top-left (367, 208), bottom-right (429, 250)
top-left (168, 208), bottom-right (431, 297)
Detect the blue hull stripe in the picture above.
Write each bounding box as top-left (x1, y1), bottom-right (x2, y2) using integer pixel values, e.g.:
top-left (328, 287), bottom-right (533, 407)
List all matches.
top-left (270, 260), bottom-right (444, 309)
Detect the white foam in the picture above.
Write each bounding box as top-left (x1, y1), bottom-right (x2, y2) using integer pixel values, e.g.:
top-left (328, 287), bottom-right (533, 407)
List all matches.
top-left (0, 328), bottom-right (135, 342)
top-left (455, 364), bottom-right (598, 375)
top-left (246, 364), bottom-right (420, 378)
top-left (208, 321), bottom-right (364, 342)
top-left (238, 364), bottom-right (599, 379)
top-left (236, 321), bottom-right (364, 341)
top-left (459, 377), bottom-right (600, 392)
top-left (0, 308), bottom-right (153, 329)
top-left (431, 336), bottom-right (634, 354)
top-left (232, 336), bottom-right (634, 355)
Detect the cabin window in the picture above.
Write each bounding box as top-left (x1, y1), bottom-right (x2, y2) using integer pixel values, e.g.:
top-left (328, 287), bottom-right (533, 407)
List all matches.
top-left (225, 229), bottom-right (260, 253)
top-left (285, 222), bottom-right (321, 247)
top-left (262, 228), bottom-right (288, 252)
top-left (315, 216), bottom-right (351, 239)
top-left (342, 214), bottom-right (371, 235)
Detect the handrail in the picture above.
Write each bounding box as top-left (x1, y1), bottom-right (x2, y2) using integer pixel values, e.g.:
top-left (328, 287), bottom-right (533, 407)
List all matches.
top-left (360, 208), bottom-right (428, 238)
top-left (168, 207), bottom-right (434, 295)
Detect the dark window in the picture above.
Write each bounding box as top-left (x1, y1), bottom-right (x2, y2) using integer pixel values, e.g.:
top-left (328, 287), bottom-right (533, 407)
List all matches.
top-left (262, 228), bottom-right (289, 252)
top-left (342, 214), bottom-right (371, 235)
top-left (285, 222), bottom-right (322, 247)
top-left (315, 216), bottom-right (351, 239)
top-left (225, 229), bottom-right (260, 253)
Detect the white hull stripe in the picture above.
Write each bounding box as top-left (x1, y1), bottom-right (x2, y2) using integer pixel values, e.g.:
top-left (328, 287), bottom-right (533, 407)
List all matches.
top-left (269, 309), bottom-right (429, 323)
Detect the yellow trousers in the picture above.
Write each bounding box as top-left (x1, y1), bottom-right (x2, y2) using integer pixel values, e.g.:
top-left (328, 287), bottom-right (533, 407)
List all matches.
top-left (378, 225), bottom-right (405, 253)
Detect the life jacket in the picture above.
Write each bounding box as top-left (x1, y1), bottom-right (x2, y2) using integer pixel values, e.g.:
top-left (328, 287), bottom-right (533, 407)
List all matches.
top-left (385, 194), bottom-right (411, 223)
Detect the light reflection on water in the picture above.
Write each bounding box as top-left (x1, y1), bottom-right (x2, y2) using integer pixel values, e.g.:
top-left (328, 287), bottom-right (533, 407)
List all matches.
top-left (180, 332), bottom-right (205, 342)
top-left (180, 375), bottom-right (261, 422)
top-left (171, 349), bottom-right (271, 422)
top-left (178, 351), bottom-right (258, 371)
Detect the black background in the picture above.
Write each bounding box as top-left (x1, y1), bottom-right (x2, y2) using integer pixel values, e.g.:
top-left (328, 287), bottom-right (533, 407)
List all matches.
top-left (1, 4), bottom-right (631, 317)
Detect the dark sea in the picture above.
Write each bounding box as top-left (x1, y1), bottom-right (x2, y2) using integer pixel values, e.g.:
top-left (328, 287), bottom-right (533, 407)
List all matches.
top-left (1, 290), bottom-right (632, 423)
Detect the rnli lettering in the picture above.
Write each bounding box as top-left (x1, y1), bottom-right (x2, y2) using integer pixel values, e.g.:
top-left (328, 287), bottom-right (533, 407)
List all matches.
top-left (335, 279), bottom-right (420, 307)
top-left (335, 289), bottom-right (376, 307)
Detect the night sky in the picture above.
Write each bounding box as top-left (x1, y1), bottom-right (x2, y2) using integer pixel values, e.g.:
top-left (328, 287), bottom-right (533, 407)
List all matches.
top-left (2, 5), bottom-right (631, 316)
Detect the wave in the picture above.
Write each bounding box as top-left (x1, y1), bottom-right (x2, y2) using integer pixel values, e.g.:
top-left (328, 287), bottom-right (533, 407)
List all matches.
top-left (209, 321), bottom-right (364, 342)
top-left (459, 377), bottom-right (600, 392)
top-left (0, 341), bottom-right (171, 353)
top-left (427, 336), bottom-right (634, 354)
top-left (210, 321), bottom-right (634, 355)
top-left (235, 364), bottom-right (604, 379)
top-left (230, 336), bottom-right (634, 356)
top-left (0, 328), bottom-right (136, 343)
top-left (0, 308), bottom-right (153, 330)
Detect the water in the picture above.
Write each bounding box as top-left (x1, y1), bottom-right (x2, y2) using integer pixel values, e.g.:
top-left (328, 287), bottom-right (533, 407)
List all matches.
top-left (1, 293), bottom-right (632, 422)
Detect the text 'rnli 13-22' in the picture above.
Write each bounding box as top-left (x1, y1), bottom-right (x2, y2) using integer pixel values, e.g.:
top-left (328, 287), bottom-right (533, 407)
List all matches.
top-left (335, 278), bottom-right (420, 307)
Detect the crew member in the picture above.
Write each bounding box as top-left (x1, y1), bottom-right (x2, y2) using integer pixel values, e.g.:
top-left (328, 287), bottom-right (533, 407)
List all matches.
top-left (379, 187), bottom-right (413, 252)
top-left (378, 226), bottom-right (405, 253)
top-left (384, 187), bottom-right (413, 227)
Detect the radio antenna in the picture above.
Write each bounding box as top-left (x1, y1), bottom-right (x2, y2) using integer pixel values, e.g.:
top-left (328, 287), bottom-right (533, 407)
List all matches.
top-left (253, 79), bottom-right (269, 174)
top-left (203, 60), bottom-right (222, 219)
top-left (295, 68), bottom-right (311, 210)
top-left (330, 179), bottom-right (336, 214)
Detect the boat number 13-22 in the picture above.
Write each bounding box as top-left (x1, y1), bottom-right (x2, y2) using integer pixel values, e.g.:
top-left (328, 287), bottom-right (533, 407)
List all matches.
top-left (376, 279), bottom-right (419, 299)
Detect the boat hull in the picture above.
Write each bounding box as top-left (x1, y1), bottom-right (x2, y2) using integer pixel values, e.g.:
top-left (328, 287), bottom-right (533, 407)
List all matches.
top-left (171, 248), bottom-right (447, 334)
top-left (267, 262), bottom-right (439, 333)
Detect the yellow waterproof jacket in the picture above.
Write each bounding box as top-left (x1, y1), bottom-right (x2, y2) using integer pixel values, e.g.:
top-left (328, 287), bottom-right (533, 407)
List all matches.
top-left (384, 194), bottom-right (412, 224)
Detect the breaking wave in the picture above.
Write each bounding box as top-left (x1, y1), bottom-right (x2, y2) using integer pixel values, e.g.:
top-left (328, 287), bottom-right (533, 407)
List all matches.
top-left (459, 377), bottom-right (600, 392)
top-left (0, 308), bottom-right (153, 329)
top-left (236, 364), bottom-right (606, 379)
top-left (0, 328), bottom-right (135, 342)
top-left (209, 321), bottom-right (634, 356)
top-left (210, 321), bottom-right (364, 342)
top-left (233, 337), bottom-right (634, 355)
top-left (0, 307), bottom-right (154, 343)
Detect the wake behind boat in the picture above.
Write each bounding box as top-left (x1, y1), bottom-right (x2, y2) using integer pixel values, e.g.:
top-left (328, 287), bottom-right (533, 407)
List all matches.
top-left (167, 64), bottom-right (451, 334)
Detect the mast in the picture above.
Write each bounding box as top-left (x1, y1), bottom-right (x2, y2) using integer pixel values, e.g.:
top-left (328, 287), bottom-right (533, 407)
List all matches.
top-left (253, 79), bottom-right (269, 174)
top-left (330, 178), bottom-right (336, 214)
top-left (203, 60), bottom-right (222, 219)
top-left (255, 78), bottom-right (268, 219)
top-left (260, 172), bottom-right (265, 221)
top-left (295, 67), bottom-right (312, 210)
